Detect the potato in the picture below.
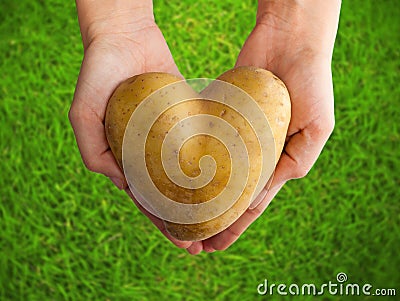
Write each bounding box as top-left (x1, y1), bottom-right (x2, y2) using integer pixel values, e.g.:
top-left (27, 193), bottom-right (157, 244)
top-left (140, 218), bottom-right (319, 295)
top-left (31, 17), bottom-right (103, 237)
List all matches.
top-left (164, 67), bottom-right (291, 240)
top-left (105, 72), bottom-right (183, 169)
top-left (105, 66), bottom-right (291, 241)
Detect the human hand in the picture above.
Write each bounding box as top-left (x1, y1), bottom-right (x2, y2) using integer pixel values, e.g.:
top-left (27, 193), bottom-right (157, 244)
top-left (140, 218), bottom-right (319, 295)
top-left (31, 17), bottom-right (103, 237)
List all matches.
top-left (69, 1), bottom-right (193, 249)
top-left (187, 0), bottom-right (341, 254)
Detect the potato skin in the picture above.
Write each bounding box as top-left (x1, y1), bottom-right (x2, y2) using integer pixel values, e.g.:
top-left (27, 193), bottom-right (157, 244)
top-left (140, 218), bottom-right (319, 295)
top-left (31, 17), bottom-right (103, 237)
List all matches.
top-left (217, 66), bottom-right (291, 164)
top-left (105, 73), bottom-right (182, 169)
top-left (105, 67), bottom-right (291, 241)
top-left (164, 66), bottom-right (291, 241)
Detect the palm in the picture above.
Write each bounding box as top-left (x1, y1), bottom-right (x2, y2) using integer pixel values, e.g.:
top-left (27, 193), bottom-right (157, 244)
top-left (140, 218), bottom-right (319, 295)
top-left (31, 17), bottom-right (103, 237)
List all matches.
top-left (189, 25), bottom-right (335, 254)
top-left (70, 24), bottom-right (191, 248)
top-left (76, 25), bottom-right (180, 120)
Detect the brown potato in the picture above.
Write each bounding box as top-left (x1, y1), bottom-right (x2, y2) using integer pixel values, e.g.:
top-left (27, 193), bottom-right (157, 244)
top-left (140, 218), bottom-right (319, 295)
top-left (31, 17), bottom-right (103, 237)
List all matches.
top-left (105, 72), bottom-right (183, 169)
top-left (105, 67), bottom-right (291, 241)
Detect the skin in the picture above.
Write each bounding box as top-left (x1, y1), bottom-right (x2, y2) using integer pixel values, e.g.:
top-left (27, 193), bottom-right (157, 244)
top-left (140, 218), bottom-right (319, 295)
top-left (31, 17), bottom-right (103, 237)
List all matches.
top-left (189, 0), bottom-right (341, 255)
top-left (69, 0), bottom-right (341, 254)
top-left (69, 0), bottom-right (191, 249)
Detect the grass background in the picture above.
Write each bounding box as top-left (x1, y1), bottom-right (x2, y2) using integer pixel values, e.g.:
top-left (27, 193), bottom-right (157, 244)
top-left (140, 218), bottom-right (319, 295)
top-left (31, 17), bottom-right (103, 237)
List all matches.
top-left (0, 0), bottom-right (399, 300)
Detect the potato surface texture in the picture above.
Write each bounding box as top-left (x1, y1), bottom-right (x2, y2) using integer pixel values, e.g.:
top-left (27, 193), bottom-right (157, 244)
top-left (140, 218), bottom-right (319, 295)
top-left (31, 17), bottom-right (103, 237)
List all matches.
top-left (105, 67), bottom-right (291, 241)
top-left (105, 73), bottom-right (183, 169)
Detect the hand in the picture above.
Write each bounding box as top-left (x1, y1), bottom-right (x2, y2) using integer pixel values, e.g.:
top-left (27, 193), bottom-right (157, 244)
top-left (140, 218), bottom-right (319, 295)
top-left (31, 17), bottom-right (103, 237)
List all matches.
top-left (69, 3), bottom-right (193, 249)
top-left (187, 0), bottom-right (341, 254)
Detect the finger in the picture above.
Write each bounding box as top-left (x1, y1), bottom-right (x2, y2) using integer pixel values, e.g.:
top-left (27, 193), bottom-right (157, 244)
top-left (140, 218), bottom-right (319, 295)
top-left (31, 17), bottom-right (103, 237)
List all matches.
top-left (202, 117), bottom-right (333, 251)
top-left (186, 241), bottom-right (204, 255)
top-left (144, 27), bottom-right (184, 79)
top-left (249, 121), bottom-right (332, 201)
top-left (69, 101), bottom-right (127, 189)
top-left (203, 242), bottom-right (216, 253)
top-left (249, 172), bottom-right (274, 209)
top-left (69, 51), bottom-right (131, 189)
top-left (147, 57), bottom-right (183, 79)
top-left (249, 188), bottom-right (268, 210)
top-left (125, 188), bottom-right (193, 249)
top-left (203, 183), bottom-right (284, 251)
top-left (235, 26), bottom-right (267, 68)
top-left (272, 118), bottom-right (334, 189)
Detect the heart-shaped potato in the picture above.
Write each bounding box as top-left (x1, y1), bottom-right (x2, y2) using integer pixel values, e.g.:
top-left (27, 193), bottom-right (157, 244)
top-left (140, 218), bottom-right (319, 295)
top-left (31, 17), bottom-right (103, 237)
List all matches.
top-left (105, 66), bottom-right (291, 241)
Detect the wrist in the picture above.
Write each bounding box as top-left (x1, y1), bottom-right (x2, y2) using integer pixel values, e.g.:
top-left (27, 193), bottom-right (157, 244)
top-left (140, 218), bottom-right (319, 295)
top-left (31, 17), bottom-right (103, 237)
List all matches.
top-left (76, 0), bottom-right (154, 49)
top-left (256, 0), bottom-right (341, 63)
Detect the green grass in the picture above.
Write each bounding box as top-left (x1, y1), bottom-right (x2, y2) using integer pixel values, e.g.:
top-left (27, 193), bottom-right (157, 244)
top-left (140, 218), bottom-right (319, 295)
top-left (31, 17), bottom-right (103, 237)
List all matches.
top-left (1, 0), bottom-right (399, 300)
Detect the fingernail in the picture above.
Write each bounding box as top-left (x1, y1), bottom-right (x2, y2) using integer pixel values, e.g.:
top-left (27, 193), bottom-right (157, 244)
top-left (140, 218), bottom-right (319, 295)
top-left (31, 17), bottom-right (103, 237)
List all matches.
top-left (110, 177), bottom-right (123, 190)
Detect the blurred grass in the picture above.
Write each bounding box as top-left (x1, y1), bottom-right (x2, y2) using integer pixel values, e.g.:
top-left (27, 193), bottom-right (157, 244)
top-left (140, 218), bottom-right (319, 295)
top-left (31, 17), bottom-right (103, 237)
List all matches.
top-left (0, 0), bottom-right (399, 300)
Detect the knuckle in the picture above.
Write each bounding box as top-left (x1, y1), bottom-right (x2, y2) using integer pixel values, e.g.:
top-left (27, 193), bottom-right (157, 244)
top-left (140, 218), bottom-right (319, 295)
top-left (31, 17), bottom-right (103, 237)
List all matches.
top-left (68, 104), bottom-right (79, 125)
top-left (310, 115), bottom-right (335, 139)
top-left (82, 157), bottom-right (100, 173)
top-left (292, 165), bottom-right (311, 179)
top-left (324, 116), bottom-right (335, 136)
top-left (68, 106), bottom-right (75, 124)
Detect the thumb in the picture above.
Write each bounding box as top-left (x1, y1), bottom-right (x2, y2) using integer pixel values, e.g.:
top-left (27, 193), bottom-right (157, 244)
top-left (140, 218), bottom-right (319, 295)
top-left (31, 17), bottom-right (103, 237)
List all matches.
top-left (235, 26), bottom-right (268, 68)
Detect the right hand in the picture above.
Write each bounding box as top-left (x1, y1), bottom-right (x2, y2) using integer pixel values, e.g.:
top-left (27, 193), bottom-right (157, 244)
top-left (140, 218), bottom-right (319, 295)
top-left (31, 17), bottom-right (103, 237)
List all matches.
top-left (189, 0), bottom-right (341, 254)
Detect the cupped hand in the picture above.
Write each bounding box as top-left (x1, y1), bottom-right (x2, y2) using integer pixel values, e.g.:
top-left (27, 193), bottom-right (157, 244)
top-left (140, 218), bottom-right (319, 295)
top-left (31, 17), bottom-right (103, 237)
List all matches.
top-left (70, 1), bottom-right (340, 255)
top-left (187, 1), bottom-right (341, 255)
top-left (69, 19), bottom-right (194, 249)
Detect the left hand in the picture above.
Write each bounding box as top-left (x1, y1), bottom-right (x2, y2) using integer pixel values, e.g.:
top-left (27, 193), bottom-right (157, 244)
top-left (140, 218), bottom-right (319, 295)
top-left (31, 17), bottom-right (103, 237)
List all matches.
top-left (69, 2), bottom-right (193, 250)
